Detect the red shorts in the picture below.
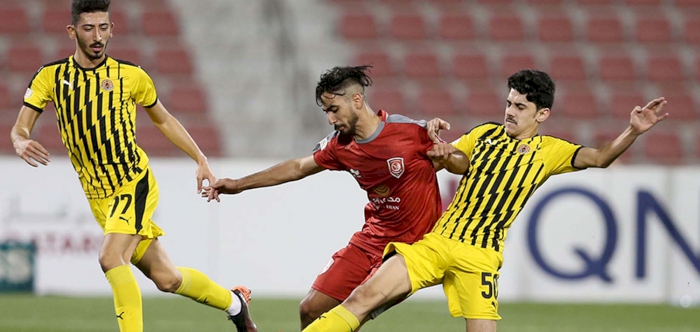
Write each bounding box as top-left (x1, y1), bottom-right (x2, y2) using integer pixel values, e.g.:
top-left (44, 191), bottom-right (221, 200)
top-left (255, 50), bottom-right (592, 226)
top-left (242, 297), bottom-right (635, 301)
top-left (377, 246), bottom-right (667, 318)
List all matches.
top-left (311, 243), bottom-right (383, 301)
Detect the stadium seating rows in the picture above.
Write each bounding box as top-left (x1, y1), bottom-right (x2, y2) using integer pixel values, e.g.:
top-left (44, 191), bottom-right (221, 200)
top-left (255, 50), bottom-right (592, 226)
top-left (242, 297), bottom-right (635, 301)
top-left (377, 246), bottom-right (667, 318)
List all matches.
top-left (0, 0), bottom-right (223, 157)
top-left (330, 0), bottom-right (700, 164)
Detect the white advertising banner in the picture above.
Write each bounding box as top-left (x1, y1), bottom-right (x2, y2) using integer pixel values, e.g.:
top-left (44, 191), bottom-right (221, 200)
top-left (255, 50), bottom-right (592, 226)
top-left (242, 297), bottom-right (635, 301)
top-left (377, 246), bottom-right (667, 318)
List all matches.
top-left (0, 157), bottom-right (699, 305)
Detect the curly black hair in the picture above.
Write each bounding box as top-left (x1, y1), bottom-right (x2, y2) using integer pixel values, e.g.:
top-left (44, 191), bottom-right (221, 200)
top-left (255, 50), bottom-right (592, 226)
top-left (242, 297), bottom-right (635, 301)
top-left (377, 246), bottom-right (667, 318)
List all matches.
top-left (507, 69), bottom-right (556, 110)
top-left (72, 0), bottom-right (111, 25)
top-left (315, 65), bottom-right (373, 106)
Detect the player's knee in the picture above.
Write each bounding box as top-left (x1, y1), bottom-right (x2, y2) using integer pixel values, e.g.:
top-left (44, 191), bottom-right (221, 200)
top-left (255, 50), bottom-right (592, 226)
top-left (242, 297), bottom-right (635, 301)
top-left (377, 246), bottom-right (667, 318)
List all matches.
top-left (299, 297), bottom-right (322, 322)
top-left (98, 250), bottom-right (124, 272)
top-left (346, 283), bottom-right (380, 306)
top-left (152, 270), bottom-right (182, 293)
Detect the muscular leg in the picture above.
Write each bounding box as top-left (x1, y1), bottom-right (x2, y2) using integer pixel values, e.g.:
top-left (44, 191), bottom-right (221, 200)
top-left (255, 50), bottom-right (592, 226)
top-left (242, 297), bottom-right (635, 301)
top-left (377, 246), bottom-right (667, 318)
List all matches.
top-left (133, 238), bottom-right (235, 311)
top-left (467, 319), bottom-right (497, 332)
top-left (100, 233), bottom-right (144, 332)
top-left (302, 254), bottom-right (413, 332)
top-left (299, 289), bottom-right (341, 329)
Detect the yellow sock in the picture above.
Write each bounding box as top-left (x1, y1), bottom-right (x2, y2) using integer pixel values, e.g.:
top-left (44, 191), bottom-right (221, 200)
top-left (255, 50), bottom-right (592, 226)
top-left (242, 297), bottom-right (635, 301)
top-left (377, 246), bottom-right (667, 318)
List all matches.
top-left (105, 265), bottom-right (143, 332)
top-left (303, 305), bottom-right (361, 332)
top-left (175, 267), bottom-right (233, 311)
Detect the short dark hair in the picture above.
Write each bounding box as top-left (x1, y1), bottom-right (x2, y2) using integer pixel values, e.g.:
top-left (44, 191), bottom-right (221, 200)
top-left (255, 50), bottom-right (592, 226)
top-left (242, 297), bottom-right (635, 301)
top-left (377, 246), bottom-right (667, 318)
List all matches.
top-left (72, 0), bottom-right (111, 25)
top-left (315, 66), bottom-right (373, 106)
top-left (507, 69), bottom-right (555, 110)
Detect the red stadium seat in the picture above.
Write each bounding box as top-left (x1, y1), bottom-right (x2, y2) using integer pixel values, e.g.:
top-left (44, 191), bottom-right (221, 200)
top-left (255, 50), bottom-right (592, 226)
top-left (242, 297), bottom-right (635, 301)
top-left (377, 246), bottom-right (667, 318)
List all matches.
top-left (0, 82), bottom-right (11, 110)
top-left (0, 6), bottom-right (29, 34)
top-left (418, 89), bottom-right (455, 116)
top-left (430, 0), bottom-right (464, 5)
top-left (141, 9), bottom-right (180, 36)
top-left (354, 50), bottom-right (393, 78)
top-left (108, 9), bottom-right (130, 34)
top-left (624, 0), bottom-right (662, 5)
top-left (549, 53), bottom-right (587, 81)
top-left (370, 89), bottom-right (406, 113)
top-left (696, 57), bottom-right (700, 82)
top-left (536, 14), bottom-right (574, 43)
top-left (338, 13), bottom-right (378, 40)
top-left (575, 0), bottom-right (614, 4)
top-left (489, 14), bottom-right (525, 41)
top-left (656, 87), bottom-right (698, 121)
top-left (452, 52), bottom-right (489, 82)
top-left (438, 13), bottom-right (476, 41)
top-left (598, 53), bottom-right (636, 82)
top-left (684, 17), bottom-right (700, 44)
top-left (646, 54), bottom-right (684, 82)
top-left (559, 88), bottom-right (600, 119)
top-left (586, 15), bottom-right (623, 43)
top-left (0, 123), bottom-right (16, 154)
top-left (643, 131), bottom-right (683, 164)
top-left (465, 88), bottom-right (502, 117)
top-left (478, 0), bottom-right (514, 5)
top-left (42, 7), bottom-right (71, 34)
top-left (135, 125), bottom-right (177, 156)
top-left (675, 0), bottom-right (700, 7)
top-left (634, 16), bottom-right (672, 44)
top-left (166, 86), bottom-right (208, 116)
top-left (404, 52), bottom-right (441, 79)
top-left (184, 124), bottom-right (224, 157)
top-left (154, 47), bottom-right (193, 75)
top-left (608, 90), bottom-right (646, 120)
top-left (7, 44), bottom-right (44, 73)
top-left (592, 129), bottom-right (632, 163)
top-left (526, 0), bottom-right (565, 5)
top-left (390, 13), bottom-right (427, 40)
top-left (500, 53), bottom-right (538, 78)
top-left (107, 43), bottom-right (144, 66)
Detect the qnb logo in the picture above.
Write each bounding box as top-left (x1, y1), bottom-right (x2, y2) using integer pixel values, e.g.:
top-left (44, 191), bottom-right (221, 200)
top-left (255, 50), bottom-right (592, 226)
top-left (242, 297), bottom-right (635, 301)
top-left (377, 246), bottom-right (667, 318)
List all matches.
top-left (527, 187), bottom-right (700, 283)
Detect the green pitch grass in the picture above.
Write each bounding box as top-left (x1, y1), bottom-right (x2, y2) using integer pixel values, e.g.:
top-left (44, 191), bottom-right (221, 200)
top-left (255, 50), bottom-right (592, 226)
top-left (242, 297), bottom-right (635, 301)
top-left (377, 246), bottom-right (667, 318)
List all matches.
top-left (1, 294), bottom-right (698, 332)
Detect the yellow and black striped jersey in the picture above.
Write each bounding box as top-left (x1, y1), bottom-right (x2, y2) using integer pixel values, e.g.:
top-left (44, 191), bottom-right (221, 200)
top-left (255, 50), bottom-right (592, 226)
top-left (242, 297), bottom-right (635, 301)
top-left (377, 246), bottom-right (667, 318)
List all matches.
top-left (24, 56), bottom-right (157, 199)
top-left (433, 122), bottom-right (584, 252)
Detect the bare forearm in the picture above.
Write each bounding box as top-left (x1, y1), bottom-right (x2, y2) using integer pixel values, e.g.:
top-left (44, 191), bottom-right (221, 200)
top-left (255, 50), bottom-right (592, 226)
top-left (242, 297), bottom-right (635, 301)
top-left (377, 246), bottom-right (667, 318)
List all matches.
top-left (238, 159), bottom-right (309, 190)
top-left (438, 154), bottom-right (469, 174)
top-left (596, 126), bottom-right (639, 167)
top-left (154, 115), bottom-right (206, 164)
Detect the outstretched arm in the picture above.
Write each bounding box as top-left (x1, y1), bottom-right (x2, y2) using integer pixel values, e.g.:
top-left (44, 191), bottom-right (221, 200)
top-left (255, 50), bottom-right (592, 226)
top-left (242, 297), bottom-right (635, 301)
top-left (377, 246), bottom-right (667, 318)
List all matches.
top-left (574, 97), bottom-right (668, 169)
top-left (145, 100), bottom-right (215, 193)
top-left (11, 106), bottom-right (50, 167)
top-left (204, 155), bottom-right (325, 202)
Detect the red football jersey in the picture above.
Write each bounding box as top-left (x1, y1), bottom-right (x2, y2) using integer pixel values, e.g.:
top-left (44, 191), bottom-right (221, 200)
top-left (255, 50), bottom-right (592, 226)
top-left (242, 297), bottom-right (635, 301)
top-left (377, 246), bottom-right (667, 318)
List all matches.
top-left (313, 110), bottom-right (442, 255)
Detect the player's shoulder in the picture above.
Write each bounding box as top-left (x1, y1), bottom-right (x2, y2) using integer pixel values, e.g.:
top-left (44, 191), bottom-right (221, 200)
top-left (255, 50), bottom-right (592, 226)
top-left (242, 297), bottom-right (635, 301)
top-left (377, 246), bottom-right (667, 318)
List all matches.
top-left (539, 134), bottom-right (580, 147)
top-left (34, 58), bottom-right (69, 74)
top-left (108, 57), bottom-right (150, 74)
top-left (464, 121), bottom-right (502, 137)
top-left (385, 113), bottom-right (427, 128)
top-left (313, 131), bottom-right (346, 152)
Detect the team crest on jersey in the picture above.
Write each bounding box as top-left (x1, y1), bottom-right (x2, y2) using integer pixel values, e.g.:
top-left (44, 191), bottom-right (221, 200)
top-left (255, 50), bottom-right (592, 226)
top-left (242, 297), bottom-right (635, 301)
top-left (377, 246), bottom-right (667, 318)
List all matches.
top-left (387, 157), bottom-right (405, 179)
top-left (101, 79), bottom-right (114, 91)
top-left (517, 143), bottom-right (531, 154)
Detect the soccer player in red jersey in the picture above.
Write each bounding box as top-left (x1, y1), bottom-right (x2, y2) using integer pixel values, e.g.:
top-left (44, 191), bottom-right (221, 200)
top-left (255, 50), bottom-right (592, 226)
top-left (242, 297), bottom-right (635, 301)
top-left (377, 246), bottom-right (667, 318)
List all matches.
top-left (203, 66), bottom-right (443, 329)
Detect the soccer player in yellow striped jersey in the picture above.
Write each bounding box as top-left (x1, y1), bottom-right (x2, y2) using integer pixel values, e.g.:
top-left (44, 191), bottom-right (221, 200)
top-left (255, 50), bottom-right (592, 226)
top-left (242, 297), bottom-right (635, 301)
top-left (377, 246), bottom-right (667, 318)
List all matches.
top-left (10, 1), bottom-right (256, 331)
top-left (302, 69), bottom-right (669, 332)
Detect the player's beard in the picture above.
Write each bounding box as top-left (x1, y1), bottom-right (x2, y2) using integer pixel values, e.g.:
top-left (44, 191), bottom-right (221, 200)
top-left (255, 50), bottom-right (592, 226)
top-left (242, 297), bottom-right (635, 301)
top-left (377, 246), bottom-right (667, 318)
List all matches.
top-left (76, 35), bottom-right (107, 61)
top-left (343, 112), bottom-right (360, 135)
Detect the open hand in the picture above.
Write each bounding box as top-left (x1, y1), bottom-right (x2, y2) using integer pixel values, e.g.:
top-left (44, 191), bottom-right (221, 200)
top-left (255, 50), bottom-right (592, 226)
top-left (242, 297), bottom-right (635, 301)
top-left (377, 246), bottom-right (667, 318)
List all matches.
top-left (630, 97), bottom-right (668, 135)
top-left (426, 118), bottom-right (451, 143)
top-left (14, 138), bottom-right (50, 167)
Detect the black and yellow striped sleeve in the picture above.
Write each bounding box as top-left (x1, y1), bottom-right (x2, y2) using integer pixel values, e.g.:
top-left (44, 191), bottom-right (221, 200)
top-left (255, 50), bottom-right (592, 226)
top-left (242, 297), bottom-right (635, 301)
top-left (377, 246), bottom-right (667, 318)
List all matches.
top-left (24, 66), bottom-right (56, 113)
